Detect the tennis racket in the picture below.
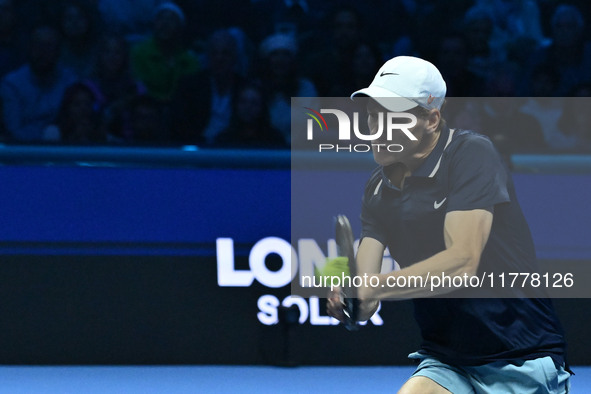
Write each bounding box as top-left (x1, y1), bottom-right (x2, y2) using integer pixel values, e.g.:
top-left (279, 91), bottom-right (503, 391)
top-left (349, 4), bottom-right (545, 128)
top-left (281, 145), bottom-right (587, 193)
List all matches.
top-left (335, 214), bottom-right (359, 331)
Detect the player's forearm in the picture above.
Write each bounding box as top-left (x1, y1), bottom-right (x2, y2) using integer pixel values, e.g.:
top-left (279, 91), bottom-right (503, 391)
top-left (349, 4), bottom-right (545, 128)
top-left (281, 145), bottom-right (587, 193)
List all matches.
top-left (355, 237), bottom-right (385, 275)
top-left (368, 209), bottom-right (491, 299)
top-left (368, 247), bottom-right (479, 299)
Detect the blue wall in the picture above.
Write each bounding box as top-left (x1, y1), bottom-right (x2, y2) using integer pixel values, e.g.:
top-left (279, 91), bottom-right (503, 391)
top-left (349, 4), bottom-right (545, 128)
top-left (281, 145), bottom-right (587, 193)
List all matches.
top-left (1, 163), bottom-right (588, 260)
top-left (0, 166), bottom-right (290, 254)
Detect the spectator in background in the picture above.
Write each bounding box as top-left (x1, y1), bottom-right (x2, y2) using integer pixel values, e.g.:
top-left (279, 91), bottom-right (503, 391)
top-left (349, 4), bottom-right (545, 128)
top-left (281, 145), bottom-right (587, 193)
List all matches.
top-left (11, 0), bottom-right (59, 40)
top-left (177, 0), bottom-right (262, 45)
top-left (522, 64), bottom-right (560, 97)
top-left (44, 82), bottom-right (104, 144)
top-left (127, 94), bottom-right (168, 144)
top-left (554, 84), bottom-right (591, 152)
top-left (258, 32), bottom-right (317, 145)
top-left (304, 7), bottom-right (362, 96)
top-left (86, 33), bottom-right (146, 142)
top-left (474, 0), bottom-right (548, 56)
top-left (97, 0), bottom-right (160, 43)
top-left (171, 29), bottom-right (245, 145)
top-left (0, 0), bottom-right (21, 141)
top-left (381, 0), bottom-right (471, 60)
top-left (131, 2), bottom-right (199, 102)
top-left (445, 99), bottom-right (485, 133)
top-left (213, 82), bottom-right (286, 149)
top-left (570, 83), bottom-right (591, 97)
top-left (468, 62), bottom-right (546, 155)
top-left (527, 4), bottom-right (591, 96)
top-left (1, 25), bottom-right (77, 142)
top-left (250, 0), bottom-right (311, 41)
top-left (520, 64), bottom-right (582, 151)
top-left (348, 42), bottom-right (382, 97)
top-left (226, 27), bottom-right (254, 79)
top-left (436, 32), bottom-right (484, 97)
top-left (462, 6), bottom-right (506, 79)
top-left (504, 0), bottom-right (549, 66)
top-left (0, 0), bottom-right (24, 79)
top-left (58, 1), bottom-right (99, 79)
top-left (483, 61), bottom-right (519, 97)
top-left (479, 97), bottom-right (546, 157)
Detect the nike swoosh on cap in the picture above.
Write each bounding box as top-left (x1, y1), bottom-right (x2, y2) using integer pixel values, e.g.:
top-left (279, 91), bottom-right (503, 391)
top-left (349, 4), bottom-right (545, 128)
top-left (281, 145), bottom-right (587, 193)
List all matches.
top-left (380, 72), bottom-right (399, 77)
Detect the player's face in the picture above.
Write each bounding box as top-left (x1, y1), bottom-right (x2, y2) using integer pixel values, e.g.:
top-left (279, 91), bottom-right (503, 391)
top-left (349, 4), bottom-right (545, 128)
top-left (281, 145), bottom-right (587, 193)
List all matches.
top-left (366, 100), bottom-right (430, 167)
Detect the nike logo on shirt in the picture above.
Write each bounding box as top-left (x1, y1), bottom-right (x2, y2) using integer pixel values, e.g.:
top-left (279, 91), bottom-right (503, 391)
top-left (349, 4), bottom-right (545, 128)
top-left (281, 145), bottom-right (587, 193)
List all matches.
top-left (434, 198), bottom-right (447, 209)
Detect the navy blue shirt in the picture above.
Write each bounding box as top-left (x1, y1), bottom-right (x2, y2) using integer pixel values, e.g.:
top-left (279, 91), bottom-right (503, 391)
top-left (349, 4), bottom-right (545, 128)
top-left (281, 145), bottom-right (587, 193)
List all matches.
top-left (361, 126), bottom-right (566, 366)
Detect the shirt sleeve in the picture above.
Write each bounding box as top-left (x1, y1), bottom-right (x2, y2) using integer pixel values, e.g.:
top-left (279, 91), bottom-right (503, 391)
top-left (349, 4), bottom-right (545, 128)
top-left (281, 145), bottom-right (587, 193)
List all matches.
top-left (360, 171), bottom-right (387, 245)
top-left (446, 134), bottom-right (510, 212)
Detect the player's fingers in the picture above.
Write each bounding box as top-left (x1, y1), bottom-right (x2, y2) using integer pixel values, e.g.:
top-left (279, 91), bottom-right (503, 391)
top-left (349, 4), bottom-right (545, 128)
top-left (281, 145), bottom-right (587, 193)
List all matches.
top-left (327, 303), bottom-right (344, 321)
top-left (328, 288), bottom-right (341, 303)
top-left (326, 294), bottom-right (345, 321)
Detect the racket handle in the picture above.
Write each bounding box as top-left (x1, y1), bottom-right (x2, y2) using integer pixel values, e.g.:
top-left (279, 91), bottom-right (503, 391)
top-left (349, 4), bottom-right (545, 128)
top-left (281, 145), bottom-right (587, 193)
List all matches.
top-left (343, 296), bottom-right (360, 331)
top-left (334, 214), bottom-right (359, 331)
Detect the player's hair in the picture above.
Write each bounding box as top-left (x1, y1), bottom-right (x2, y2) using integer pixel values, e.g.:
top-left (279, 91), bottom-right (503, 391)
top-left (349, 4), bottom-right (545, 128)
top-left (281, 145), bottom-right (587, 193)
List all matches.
top-left (408, 100), bottom-right (447, 133)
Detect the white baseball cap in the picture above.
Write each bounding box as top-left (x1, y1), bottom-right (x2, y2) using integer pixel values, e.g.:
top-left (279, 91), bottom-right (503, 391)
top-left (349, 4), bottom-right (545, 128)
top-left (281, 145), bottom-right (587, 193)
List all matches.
top-left (351, 56), bottom-right (446, 112)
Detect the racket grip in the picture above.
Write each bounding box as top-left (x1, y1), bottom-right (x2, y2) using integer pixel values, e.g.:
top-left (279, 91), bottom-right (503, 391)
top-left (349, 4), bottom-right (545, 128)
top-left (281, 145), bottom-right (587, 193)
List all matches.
top-left (343, 296), bottom-right (360, 331)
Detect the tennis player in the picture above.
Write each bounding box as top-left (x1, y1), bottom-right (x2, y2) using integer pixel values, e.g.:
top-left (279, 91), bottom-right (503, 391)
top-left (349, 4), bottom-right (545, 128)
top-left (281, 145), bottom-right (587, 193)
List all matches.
top-left (326, 56), bottom-right (571, 393)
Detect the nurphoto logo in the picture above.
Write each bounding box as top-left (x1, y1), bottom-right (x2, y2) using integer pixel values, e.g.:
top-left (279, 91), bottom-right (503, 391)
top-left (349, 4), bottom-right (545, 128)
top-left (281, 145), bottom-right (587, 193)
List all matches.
top-left (304, 107), bottom-right (418, 153)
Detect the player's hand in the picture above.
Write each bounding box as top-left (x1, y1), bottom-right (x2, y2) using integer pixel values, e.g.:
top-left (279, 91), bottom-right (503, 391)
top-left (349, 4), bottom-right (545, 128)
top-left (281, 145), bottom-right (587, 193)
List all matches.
top-left (320, 258), bottom-right (349, 323)
top-left (327, 288), bottom-right (346, 322)
top-left (326, 286), bottom-right (380, 323)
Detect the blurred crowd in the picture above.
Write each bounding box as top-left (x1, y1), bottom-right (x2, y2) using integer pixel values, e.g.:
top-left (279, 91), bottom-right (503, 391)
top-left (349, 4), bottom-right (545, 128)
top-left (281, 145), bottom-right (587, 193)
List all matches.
top-left (0, 0), bottom-right (590, 153)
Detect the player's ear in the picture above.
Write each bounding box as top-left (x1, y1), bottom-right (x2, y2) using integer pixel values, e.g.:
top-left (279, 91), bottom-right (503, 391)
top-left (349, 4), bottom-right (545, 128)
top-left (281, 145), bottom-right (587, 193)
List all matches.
top-left (427, 109), bottom-right (441, 132)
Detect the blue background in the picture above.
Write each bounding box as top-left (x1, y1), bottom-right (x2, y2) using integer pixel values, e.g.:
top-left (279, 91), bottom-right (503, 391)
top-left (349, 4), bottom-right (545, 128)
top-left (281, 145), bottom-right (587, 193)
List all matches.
top-left (0, 165), bottom-right (589, 260)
